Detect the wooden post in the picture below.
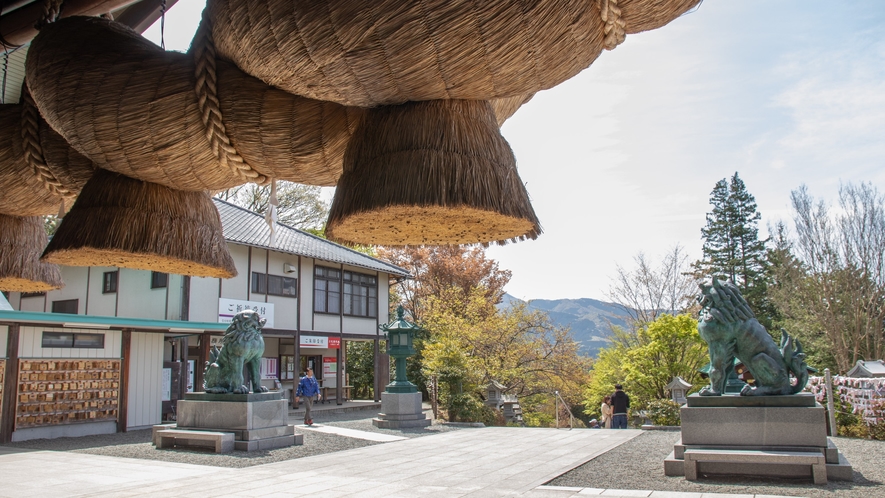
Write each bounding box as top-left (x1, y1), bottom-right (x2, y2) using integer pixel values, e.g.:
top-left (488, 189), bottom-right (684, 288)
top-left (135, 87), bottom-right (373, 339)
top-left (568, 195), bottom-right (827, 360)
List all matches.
top-left (336, 342), bottom-right (343, 405)
top-left (196, 332), bottom-right (210, 392)
top-left (373, 336), bottom-right (380, 402)
top-left (825, 368), bottom-right (837, 437)
top-left (118, 329), bottom-right (131, 433)
top-left (1, 324), bottom-right (21, 443)
top-left (179, 337), bottom-right (189, 400)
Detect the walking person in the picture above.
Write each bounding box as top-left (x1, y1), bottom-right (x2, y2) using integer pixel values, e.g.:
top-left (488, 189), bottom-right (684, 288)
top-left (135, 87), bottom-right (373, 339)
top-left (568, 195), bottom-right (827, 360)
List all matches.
top-left (600, 395), bottom-right (613, 429)
top-left (610, 384), bottom-right (630, 429)
top-left (295, 368), bottom-right (321, 426)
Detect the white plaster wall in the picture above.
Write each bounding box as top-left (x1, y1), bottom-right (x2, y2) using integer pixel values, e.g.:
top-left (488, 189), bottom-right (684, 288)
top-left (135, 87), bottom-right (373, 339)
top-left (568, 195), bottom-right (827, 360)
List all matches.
top-left (222, 244), bottom-right (250, 301)
top-left (127, 332), bottom-right (164, 429)
top-left (188, 276), bottom-right (219, 322)
top-left (313, 314), bottom-right (340, 333)
top-left (85, 267), bottom-right (118, 316)
top-left (342, 316), bottom-right (377, 335)
top-left (117, 269), bottom-right (166, 320)
top-left (17, 295), bottom-right (46, 312)
top-left (0, 324), bottom-right (7, 357)
top-left (18, 326), bottom-right (123, 359)
top-left (46, 266), bottom-right (89, 314)
top-left (166, 274), bottom-right (184, 321)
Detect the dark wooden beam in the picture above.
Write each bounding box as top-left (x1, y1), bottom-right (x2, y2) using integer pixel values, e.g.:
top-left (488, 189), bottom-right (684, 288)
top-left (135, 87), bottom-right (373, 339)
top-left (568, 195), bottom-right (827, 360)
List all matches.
top-left (117, 328), bottom-right (131, 433)
top-left (0, 0), bottom-right (142, 48)
top-left (196, 332), bottom-right (210, 393)
top-left (0, 324), bottom-right (21, 443)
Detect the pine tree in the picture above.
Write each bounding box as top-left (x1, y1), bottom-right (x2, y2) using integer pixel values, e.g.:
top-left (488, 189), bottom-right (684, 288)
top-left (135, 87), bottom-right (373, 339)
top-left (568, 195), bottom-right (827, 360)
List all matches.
top-left (698, 172), bottom-right (771, 325)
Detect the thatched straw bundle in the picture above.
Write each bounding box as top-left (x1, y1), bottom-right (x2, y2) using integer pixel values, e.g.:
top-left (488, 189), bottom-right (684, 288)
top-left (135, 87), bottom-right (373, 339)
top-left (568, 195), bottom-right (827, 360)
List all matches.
top-left (26, 16), bottom-right (360, 191)
top-left (207, 0), bottom-right (605, 106)
top-left (42, 169), bottom-right (237, 278)
top-left (0, 214), bottom-right (63, 292)
top-left (0, 102), bottom-right (94, 217)
top-left (326, 99), bottom-right (541, 246)
top-left (619, 0), bottom-right (702, 34)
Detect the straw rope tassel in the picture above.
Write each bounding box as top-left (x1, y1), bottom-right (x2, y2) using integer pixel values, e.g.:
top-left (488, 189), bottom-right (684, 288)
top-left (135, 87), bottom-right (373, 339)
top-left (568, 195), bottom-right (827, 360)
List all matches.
top-left (21, 88), bottom-right (74, 201)
top-left (265, 179), bottom-right (279, 246)
top-left (191, 14), bottom-right (268, 185)
top-left (600, 0), bottom-right (626, 50)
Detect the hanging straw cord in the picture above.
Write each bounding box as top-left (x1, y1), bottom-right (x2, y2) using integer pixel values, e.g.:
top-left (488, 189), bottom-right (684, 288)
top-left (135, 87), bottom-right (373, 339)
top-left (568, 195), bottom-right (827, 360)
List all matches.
top-left (20, 88), bottom-right (74, 199)
top-left (600, 0), bottom-right (626, 50)
top-left (191, 15), bottom-right (268, 186)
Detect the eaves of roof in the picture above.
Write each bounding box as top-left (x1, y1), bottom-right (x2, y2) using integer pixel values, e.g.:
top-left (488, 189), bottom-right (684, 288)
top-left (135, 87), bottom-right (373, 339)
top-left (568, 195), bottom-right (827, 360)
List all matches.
top-left (213, 198), bottom-right (410, 278)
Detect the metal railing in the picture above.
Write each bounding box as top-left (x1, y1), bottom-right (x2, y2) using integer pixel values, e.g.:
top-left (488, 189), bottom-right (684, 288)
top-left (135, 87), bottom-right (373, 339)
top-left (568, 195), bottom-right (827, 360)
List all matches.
top-left (554, 390), bottom-right (577, 430)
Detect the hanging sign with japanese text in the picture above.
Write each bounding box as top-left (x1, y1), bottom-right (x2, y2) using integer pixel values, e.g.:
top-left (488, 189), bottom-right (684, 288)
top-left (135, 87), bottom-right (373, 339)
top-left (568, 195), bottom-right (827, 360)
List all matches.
top-left (218, 298), bottom-right (275, 329)
top-left (300, 336), bottom-right (341, 349)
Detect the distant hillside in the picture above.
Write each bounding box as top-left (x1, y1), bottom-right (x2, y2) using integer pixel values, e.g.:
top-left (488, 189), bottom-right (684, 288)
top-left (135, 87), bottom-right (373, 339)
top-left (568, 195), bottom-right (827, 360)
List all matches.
top-left (500, 294), bottom-right (633, 357)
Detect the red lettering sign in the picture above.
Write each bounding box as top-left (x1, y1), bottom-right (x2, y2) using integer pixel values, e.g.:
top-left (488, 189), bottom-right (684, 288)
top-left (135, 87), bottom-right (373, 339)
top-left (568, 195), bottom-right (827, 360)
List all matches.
top-left (328, 337), bottom-right (341, 349)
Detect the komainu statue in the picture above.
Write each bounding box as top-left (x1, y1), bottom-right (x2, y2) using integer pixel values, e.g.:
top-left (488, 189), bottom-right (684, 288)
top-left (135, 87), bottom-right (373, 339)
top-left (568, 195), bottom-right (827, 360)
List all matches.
top-left (697, 278), bottom-right (808, 396)
top-left (203, 310), bottom-right (270, 394)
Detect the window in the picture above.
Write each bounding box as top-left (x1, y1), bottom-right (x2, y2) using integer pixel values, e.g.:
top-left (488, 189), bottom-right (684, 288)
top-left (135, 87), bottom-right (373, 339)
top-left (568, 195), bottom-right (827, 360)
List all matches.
top-left (343, 271), bottom-right (377, 318)
top-left (51, 299), bottom-right (78, 314)
top-left (151, 271), bottom-right (168, 289)
top-left (102, 271), bottom-right (118, 293)
top-left (42, 331), bottom-right (104, 349)
top-left (251, 272), bottom-right (297, 297)
top-left (313, 266), bottom-right (341, 314)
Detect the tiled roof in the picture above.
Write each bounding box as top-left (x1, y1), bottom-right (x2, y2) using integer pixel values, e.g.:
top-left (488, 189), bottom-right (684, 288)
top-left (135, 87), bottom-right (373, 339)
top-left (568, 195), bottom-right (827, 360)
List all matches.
top-left (213, 198), bottom-right (409, 277)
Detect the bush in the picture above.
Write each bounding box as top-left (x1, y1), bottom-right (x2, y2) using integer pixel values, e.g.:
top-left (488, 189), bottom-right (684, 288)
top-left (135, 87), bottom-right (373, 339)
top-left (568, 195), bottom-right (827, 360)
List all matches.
top-left (447, 393), bottom-right (500, 425)
top-left (645, 399), bottom-right (681, 426)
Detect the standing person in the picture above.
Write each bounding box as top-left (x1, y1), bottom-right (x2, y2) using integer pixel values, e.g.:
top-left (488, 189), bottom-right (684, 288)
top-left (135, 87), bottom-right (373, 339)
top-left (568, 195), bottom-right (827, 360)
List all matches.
top-left (610, 384), bottom-right (630, 429)
top-left (600, 395), bottom-right (613, 429)
top-left (295, 368), bottom-right (321, 426)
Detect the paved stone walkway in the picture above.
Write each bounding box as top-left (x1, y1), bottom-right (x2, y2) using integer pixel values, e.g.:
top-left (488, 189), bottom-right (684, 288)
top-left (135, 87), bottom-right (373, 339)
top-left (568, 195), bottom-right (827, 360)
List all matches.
top-left (0, 427), bottom-right (799, 497)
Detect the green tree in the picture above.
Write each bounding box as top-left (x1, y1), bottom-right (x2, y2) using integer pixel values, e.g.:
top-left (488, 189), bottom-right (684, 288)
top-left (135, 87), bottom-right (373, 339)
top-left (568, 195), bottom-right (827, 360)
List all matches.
top-left (770, 183), bottom-right (885, 373)
top-left (422, 286), bottom-right (591, 425)
top-left (697, 172), bottom-right (771, 326)
top-left (345, 340), bottom-right (377, 399)
top-left (582, 314), bottom-right (707, 422)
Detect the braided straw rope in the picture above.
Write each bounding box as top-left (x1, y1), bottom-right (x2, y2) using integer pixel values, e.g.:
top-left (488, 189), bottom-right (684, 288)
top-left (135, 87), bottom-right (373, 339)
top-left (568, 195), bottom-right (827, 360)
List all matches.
top-left (191, 14), bottom-right (268, 185)
top-left (34, 0), bottom-right (63, 30)
top-left (600, 0), bottom-right (626, 50)
top-left (20, 89), bottom-right (73, 199)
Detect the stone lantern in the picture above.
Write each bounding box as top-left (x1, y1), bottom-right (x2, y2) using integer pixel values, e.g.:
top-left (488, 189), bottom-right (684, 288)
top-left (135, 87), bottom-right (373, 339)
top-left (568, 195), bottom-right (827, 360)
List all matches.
top-left (382, 305), bottom-right (418, 394)
top-left (666, 376), bottom-right (692, 405)
top-left (373, 305), bottom-right (431, 428)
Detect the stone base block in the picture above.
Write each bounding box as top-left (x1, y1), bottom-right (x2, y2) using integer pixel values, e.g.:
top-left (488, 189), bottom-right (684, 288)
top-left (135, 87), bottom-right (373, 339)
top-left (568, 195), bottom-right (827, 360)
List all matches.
top-left (680, 403), bottom-right (827, 447)
top-left (373, 392), bottom-right (430, 429)
top-left (234, 434), bottom-right (301, 451)
top-left (176, 399), bottom-right (288, 431)
top-left (373, 417), bottom-right (432, 429)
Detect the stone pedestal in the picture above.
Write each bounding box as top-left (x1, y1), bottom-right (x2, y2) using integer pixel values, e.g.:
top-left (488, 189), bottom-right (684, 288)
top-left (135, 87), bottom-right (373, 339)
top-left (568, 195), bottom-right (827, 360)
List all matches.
top-left (373, 391), bottom-right (431, 429)
top-left (664, 394), bottom-right (852, 481)
top-left (172, 392), bottom-right (301, 451)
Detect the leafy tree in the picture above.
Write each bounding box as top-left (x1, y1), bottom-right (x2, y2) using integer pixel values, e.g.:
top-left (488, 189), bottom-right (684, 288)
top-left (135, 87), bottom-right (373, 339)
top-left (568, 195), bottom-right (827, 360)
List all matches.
top-left (696, 172), bottom-right (771, 326)
top-left (582, 314), bottom-right (707, 422)
top-left (422, 286), bottom-right (591, 424)
top-left (215, 181), bottom-right (329, 230)
top-left (345, 340), bottom-right (376, 399)
top-left (771, 183), bottom-right (885, 373)
top-left (377, 245), bottom-right (511, 322)
top-left (608, 245), bottom-right (698, 331)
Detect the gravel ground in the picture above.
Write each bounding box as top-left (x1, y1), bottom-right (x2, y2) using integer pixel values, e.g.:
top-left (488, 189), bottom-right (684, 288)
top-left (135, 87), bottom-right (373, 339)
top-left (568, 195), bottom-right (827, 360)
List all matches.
top-left (0, 409), bottom-right (464, 469)
top-left (548, 430), bottom-right (885, 498)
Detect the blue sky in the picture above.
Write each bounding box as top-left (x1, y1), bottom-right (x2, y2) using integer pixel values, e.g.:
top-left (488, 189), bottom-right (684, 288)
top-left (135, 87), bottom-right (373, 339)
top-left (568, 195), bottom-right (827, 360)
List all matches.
top-left (146, 1), bottom-right (885, 301)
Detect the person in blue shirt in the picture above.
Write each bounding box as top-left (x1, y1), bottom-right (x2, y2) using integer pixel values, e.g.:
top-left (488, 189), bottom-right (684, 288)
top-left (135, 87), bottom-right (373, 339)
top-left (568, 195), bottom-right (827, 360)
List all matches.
top-left (296, 368), bottom-right (321, 426)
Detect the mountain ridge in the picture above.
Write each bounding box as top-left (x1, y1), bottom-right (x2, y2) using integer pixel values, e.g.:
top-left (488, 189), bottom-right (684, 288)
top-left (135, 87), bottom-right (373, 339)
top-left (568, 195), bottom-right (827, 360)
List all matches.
top-left (500, 293), bottom-right (633, 357)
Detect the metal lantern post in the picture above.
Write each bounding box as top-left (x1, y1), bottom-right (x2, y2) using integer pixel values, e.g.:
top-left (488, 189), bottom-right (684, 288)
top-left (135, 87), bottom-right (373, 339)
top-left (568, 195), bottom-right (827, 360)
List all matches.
top-left (381, 305), bottom-right (420, 394)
